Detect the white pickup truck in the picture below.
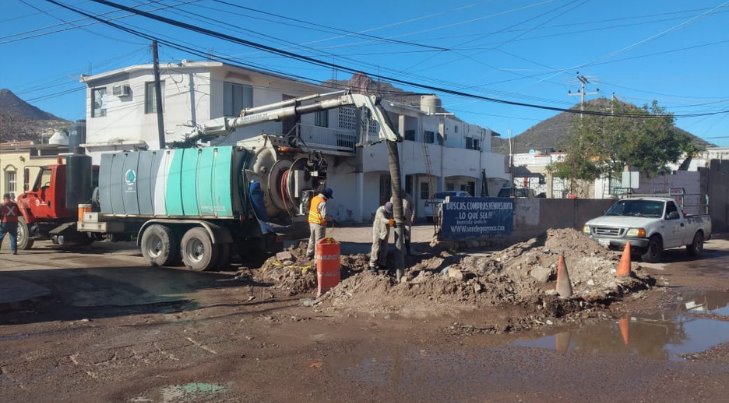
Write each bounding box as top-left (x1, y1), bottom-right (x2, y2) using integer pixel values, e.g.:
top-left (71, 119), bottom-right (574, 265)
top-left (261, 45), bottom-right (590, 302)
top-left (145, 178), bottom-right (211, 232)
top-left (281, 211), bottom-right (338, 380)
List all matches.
top-left (583, 197), bottom-right (711, 263)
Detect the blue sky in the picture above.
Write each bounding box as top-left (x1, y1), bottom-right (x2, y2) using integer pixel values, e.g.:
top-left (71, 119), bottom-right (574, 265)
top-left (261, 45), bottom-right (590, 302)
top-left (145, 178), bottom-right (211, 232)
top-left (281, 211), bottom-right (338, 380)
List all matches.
top-left (1, 0), bottom-right (728, 147)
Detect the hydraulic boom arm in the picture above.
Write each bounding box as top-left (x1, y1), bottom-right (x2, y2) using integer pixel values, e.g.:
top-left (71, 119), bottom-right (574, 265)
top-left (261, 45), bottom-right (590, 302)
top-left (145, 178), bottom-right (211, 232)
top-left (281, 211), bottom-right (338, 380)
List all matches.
top-left (179, 90), bottom-right (400, 144)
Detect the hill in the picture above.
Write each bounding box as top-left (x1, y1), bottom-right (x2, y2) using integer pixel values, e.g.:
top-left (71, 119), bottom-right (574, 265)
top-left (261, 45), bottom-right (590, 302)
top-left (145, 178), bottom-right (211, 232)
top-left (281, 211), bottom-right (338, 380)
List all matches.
top-left (491, 98), bottom-right (713, 154)
top-left (0, 89), bottom-right (68, 143)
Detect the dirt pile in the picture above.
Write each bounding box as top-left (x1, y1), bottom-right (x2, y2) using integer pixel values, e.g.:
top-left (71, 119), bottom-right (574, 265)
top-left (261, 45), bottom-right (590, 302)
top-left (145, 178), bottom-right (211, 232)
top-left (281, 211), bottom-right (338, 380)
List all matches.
top-left (255, 243), bottom-right (372, 296)
top-left (321, 228), bottom-right (654, 317)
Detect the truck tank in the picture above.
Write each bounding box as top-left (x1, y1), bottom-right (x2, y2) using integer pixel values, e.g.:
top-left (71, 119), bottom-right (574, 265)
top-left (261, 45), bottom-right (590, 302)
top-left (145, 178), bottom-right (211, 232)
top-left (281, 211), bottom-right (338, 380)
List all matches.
top-left (98, 146), bottom-right (240, 218)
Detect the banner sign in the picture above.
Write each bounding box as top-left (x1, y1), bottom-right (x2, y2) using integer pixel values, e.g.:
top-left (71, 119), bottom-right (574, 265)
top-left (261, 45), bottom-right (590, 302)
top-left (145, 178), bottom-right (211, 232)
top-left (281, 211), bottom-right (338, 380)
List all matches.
top-left (440, 197), bottom-right (513, 239)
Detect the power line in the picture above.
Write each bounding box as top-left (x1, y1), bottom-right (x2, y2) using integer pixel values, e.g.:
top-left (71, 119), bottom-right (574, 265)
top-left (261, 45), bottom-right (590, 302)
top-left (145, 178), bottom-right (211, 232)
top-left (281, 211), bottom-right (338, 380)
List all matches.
top-left (209, 0), bottom-right (449, 51)
top-left (41, 0), bottom-right (729, 120)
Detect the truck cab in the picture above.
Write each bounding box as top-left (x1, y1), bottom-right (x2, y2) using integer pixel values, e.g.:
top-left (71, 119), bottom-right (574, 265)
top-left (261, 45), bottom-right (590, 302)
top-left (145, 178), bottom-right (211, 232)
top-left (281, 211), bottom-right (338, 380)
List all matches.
top-left (15, 156), bottom-right (98, 249)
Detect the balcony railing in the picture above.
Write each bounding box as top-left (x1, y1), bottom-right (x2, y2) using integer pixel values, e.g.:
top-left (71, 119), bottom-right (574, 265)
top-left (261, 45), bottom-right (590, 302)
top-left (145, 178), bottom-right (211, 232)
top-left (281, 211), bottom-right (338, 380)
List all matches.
top-left (295, 124), bottom-right (357, 155)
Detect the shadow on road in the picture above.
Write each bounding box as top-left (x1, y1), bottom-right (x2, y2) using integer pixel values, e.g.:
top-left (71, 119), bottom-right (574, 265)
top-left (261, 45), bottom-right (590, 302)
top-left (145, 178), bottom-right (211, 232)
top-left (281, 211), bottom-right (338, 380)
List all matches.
top-left (0, 265), bottom-right (273, 325)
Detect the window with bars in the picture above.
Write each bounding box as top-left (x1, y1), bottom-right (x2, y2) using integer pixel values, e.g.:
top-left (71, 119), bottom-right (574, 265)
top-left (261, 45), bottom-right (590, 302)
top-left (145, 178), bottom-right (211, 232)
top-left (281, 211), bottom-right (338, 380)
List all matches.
top-left (315, 110), bottom-right (329, 127)
top-left (420, 182), bottom-right (430, 200)
top-left (423, 130), bottom-right (435, 144)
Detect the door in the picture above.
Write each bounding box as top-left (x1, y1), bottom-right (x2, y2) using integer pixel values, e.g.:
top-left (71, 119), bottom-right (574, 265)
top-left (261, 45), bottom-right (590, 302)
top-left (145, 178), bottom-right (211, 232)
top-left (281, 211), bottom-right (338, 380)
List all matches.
top-left (663, 201), bottom-right (683, 248)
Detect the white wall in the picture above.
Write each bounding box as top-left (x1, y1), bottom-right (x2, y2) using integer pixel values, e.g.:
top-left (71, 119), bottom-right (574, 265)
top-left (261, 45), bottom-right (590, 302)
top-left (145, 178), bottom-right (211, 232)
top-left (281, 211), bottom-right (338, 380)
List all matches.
top-left (85, 67), bottom-right (214, 162)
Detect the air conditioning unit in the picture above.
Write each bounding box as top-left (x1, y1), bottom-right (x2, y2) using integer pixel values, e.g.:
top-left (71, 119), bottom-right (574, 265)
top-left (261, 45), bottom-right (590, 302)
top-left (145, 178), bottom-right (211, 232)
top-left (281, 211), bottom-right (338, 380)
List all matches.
top-left (112, 84), bottom-right (131, 97)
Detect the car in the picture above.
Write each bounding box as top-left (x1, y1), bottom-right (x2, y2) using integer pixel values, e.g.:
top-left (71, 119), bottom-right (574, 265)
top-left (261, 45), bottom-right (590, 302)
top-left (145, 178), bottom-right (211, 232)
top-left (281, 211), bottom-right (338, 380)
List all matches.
top-left (583, 197), bottom-right (712, 263)
top-left (424, 191), bottom-right (471, 223)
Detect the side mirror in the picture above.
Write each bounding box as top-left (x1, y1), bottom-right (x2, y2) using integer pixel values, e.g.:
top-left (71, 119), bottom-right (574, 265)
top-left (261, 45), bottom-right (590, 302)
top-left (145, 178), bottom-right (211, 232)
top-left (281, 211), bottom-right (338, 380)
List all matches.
top-left (666, 211), bottom-right (680, 220)
top-left (23, 168), bottom-right (30, 191)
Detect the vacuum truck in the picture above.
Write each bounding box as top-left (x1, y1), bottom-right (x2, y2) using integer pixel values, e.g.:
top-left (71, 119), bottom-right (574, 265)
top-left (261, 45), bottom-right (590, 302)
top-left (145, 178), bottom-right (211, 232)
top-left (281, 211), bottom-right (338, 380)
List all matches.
top-left (66, 90), bottom-right (401, 271)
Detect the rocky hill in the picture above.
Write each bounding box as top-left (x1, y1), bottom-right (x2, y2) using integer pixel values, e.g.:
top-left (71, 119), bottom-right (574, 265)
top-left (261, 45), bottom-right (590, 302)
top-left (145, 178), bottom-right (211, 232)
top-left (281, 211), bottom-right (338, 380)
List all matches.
top-left (491, 98), bottom-right (713, 154)
top-left (0, 89), bottom-right (68, 143)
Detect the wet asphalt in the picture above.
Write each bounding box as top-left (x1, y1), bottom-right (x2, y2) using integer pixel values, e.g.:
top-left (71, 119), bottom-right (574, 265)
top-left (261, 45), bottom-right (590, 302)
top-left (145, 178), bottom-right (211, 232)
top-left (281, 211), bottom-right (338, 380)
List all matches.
top-left (0, 237), bottom-right (728, 402)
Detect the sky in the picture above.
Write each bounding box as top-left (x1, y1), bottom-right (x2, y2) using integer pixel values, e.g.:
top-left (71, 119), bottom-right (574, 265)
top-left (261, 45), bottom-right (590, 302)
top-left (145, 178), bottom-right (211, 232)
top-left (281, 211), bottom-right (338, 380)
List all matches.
top-left (1, 0), bottom-right (728, 147)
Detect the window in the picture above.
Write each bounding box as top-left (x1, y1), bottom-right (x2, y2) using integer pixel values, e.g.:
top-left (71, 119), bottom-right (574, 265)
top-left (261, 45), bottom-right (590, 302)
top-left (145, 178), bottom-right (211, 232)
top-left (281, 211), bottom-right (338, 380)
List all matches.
top-left (379, 174), bottom-right (392, 205)
top-left (145, 81), bottom-right (165, 114)
top-left (315, 110), bottom-right (329, 127)
top-left (404, 130), bottom-right (415, 141)
top-left (420, 182), bottom-right (430, 200)
top-left (223, 81), bottom-right (252, 116)
top-left (454, 125), bottom-right (458, 133)
top-left (465, 137), bottom-right (481, 150)
top-left (5, 169), bottom-right (16, 193)
top-left (473, 138), bottom-right (480, 150)
top-left (34, 168), bottom-right (52, 191)
top-left (665, 201), bottom-right (678, 219)
top-left (92, 87), bottom-right (107, 117)
top-left (424, 130), bottom-right (435, 144)
top-left (465, 137), bottom-right (473, 149)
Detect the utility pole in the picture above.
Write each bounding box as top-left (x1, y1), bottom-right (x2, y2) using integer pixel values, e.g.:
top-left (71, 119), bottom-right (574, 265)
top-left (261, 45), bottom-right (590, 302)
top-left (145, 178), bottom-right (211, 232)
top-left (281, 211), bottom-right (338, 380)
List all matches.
top-left (152, 40), bottom-right (165, 149)
top-left (567, 72), bottom-right (599, 119)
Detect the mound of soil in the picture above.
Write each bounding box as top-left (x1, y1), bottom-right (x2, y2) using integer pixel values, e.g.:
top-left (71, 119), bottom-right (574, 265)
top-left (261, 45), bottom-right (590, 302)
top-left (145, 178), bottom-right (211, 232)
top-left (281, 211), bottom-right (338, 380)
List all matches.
top-left (320, 228), bottom-right (654, 318)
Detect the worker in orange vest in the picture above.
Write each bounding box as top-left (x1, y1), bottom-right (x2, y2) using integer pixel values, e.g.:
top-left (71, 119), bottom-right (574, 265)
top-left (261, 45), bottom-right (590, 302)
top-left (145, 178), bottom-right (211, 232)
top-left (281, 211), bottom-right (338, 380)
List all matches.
top-left (0, 193), bottom-right (20, 255)
top-left (306, 187), bottom-right (333, 258)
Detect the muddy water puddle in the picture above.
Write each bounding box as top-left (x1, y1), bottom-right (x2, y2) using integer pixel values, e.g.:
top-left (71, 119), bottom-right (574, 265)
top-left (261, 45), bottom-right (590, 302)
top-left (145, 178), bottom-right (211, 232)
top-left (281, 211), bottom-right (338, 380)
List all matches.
top-left (516, 290), bottom-right (729, 361)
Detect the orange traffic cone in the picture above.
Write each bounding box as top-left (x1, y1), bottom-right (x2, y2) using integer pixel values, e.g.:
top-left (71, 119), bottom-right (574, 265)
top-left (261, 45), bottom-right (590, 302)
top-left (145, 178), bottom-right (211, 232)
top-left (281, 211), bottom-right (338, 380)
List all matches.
top-left (556, 255), bottom-right (573, 298)
top-left (618, 315), bottom-right (630, 346)
top-left (616, 242), bottom-right (632, 277)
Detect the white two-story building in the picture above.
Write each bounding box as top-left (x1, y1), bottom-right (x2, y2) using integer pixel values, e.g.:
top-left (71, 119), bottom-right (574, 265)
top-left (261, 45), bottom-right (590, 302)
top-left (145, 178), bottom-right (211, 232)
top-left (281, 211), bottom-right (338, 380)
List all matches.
top-left (80, 61), bottom-right (508, 222)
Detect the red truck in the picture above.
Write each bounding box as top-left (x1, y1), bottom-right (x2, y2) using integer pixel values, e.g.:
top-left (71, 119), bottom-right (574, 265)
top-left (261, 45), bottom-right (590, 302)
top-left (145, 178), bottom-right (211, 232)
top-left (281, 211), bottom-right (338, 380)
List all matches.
top-left (15, 155), bottom-right (97, 249)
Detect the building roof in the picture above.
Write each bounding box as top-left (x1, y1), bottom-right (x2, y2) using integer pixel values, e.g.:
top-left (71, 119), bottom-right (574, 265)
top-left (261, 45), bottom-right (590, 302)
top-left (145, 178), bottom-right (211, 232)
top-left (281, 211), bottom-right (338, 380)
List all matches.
top-left (79, 60), bottom-right (326, 91)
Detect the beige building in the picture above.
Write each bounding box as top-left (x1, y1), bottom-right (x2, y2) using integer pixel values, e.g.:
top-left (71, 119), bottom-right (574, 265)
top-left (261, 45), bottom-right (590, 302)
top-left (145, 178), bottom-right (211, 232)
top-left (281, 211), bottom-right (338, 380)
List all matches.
top-left (0, 142), bottom-right (69, 199)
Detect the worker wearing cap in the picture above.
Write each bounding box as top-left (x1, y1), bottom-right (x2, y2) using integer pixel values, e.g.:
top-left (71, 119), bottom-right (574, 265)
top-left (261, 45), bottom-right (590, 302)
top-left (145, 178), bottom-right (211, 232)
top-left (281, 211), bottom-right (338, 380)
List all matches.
top-left (0, 193), bottom-right (20, 255)
top-left (369, 201), bottom-right (393, 270)
top-left (306, 187), bottom-right (333, 259)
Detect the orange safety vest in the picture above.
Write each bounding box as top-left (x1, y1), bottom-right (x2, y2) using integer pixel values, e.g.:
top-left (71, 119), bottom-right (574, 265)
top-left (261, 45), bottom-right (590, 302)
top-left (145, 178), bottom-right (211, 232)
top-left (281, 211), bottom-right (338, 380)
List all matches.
top-left (308, 195), bottom-right (327, 225)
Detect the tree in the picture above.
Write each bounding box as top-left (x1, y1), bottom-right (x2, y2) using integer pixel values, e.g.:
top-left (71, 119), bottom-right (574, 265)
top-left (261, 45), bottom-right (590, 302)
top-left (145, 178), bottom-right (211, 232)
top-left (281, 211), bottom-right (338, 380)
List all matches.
top-left (548, 99), bottom-right (699, 186)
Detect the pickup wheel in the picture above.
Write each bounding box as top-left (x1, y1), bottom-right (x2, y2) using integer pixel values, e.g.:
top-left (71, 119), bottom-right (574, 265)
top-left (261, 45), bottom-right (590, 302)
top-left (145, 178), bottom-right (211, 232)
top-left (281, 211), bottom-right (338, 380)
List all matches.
top-left (686, 231), bottom-right (704, 258)
top-left (140, 224), bottom-right (180, 266)
top-left (641, 236), bottom-right (663, 263)
top-left (16, 216), bottom-right (34, 250)
top-left (180, 227), bottom-right (220, 272)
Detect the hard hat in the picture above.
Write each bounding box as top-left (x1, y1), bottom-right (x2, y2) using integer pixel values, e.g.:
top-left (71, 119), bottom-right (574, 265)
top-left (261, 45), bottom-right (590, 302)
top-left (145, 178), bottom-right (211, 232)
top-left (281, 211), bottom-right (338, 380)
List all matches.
top-left (323, 187), bottom-right (334, 199)
top-left (384, 201), bottom-right (393, 213)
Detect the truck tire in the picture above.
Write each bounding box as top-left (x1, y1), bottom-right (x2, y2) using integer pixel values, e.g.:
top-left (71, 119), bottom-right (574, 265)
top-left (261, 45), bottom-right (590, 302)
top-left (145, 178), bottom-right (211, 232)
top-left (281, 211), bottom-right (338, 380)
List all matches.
top-left (686, 231), bottom-right (704, 258)
top-left (180, 227), bottom-right (220, 271)
top-left (140, 224), bottom-right (180, 266)
top-left (16, 216), bottom-right (34, 250)
top-left (641, 236), bottom-right (663, 263)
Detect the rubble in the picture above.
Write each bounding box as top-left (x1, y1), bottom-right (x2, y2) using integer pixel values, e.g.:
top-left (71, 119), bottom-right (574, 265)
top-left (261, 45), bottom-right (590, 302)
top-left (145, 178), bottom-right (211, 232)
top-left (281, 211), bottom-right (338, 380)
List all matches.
top-left (318, 228), bottom-right (654, 318)
top-left (254, 228), bottom-right (655, 324)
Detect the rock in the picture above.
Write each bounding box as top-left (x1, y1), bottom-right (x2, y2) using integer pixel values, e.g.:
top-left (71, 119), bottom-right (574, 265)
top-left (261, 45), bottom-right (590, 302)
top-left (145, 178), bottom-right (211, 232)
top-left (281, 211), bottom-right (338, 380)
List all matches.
top-left (283, 260), bottom-right (294, 266)
top-left (474, 283), bottom-right (483, 293)
top-left (530, 266), bottom-right (553, 283)
top-left (587, 279), bottom-right (595, 286)
top-left (276, 251), bottom-right (293, 261)
top-left (447, 267), bottom-right (465, 281)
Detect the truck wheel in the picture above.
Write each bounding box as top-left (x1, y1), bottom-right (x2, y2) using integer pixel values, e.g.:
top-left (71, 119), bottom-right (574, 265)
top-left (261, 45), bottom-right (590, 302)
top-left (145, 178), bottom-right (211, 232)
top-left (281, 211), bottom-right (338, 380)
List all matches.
top-left (641, 236), bottom-right (663, 263)
top-left (686, 231), bottom-right (704, 257)
top-left (180, 227), bottom-right (220, 271)
top-left (141, 224), bottom-right (180, 266)
top-left (16, 217), bottom-right (34, 250)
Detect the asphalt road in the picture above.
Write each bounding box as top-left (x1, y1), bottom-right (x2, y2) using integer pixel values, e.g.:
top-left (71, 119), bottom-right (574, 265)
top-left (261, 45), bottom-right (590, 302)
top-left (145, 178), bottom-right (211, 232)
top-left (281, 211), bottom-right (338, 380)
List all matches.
top-left (1, 235), bottom-right (728, 402)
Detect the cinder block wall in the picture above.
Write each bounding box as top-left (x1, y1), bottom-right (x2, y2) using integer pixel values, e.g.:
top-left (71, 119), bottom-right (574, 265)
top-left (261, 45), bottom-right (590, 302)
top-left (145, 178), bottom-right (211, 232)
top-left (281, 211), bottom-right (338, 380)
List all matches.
top-left (708, 160), bottom-right (729, 233)
top-left (512, 198), bottom-right (616, 240)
